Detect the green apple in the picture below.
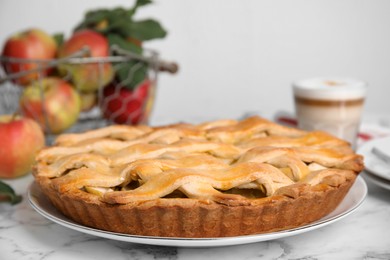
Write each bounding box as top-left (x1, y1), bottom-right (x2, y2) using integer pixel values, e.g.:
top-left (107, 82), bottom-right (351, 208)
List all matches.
top-left (20, 77), bottom-right (81, 134)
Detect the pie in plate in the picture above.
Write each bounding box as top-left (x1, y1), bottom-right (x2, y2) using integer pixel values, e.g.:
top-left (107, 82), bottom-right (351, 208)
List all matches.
top-left (33, 116), bottom-right (364, 238)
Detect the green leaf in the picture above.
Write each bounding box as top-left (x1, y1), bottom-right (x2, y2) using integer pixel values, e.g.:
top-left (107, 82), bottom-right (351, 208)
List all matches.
top-left (72, 0), bottom-right (166, 43)
top-left (128, 0), bottom-right (153, 17)
top-left (107, 34), bottom-right (147, 90)
top-left (106, 18), bottom-right (134, 38)
top-left (129, 19), bottom-right (167, 41)
top-left (136, 0), bottom-right (153, 7)
top-left (116, 60), bottom-right (148, 90)
top-left (109, 7), bottom-right (128, 21)
top-left (0, 181), bottom-right (22, 205)
top-left (74, 9), bottom-right (110, 31)
top-left (53, 33), bottom-right (64, 48)
top-left (107, 34), bottom-right (142, 54)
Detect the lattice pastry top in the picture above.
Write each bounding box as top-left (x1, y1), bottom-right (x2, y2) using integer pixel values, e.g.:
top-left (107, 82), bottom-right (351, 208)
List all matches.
top-left (34, 116), bottom-right (363, 207)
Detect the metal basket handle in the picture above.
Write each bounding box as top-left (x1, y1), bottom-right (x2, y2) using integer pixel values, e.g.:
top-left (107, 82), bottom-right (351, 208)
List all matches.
top-left (0, 46), bottom-right (178, 84)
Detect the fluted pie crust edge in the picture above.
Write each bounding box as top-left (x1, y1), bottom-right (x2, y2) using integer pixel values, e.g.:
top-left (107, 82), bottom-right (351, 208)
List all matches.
top-left (34, 170), bottom-right (357, 238)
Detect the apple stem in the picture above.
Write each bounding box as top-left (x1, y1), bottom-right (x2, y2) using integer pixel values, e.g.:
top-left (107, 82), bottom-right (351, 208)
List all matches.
top-left (11, 112), bottom-right (19, 121)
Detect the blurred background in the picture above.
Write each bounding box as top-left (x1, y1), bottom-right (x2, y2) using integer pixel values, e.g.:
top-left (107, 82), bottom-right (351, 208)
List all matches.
top-left (1, 0), bottom-right (390, 125)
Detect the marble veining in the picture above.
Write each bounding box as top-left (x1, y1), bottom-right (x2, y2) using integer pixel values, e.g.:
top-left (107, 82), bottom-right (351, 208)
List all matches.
top-left (1, 114), bottom-right (390, 260)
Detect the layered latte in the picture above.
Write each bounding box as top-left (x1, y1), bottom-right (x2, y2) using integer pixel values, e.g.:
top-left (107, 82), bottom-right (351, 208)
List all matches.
top-left (293, 77), bottom-right (367, 148)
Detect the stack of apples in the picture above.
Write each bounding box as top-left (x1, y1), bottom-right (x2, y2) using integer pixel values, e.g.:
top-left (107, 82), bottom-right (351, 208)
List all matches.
top-left (1, 0), bottom-right (168, 129)
top-left (1, 28), bottom-right (110, 135)
top-left (0, 0), bottom-right (168, 179)
top-left (0, 29), bottom-right (118, 179)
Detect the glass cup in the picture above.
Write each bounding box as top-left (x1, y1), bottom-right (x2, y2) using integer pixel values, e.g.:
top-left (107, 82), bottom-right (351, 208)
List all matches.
top-left (292, 77), bottom-right (367, 149)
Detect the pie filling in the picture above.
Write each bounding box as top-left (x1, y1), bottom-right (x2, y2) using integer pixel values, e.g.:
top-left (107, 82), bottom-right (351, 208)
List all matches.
top-left (53, 160), bottom-right (326, 201)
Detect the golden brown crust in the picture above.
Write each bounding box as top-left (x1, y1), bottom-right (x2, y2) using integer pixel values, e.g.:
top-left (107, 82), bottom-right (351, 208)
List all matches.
top-left (33, 116), bottom-right (364, 237)
top-left (34, 171), bottom-right (356, 237)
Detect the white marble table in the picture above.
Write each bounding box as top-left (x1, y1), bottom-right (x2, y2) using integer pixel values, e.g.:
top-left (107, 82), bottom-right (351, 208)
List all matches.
top-left (1, 113), bottom-right (390, 260)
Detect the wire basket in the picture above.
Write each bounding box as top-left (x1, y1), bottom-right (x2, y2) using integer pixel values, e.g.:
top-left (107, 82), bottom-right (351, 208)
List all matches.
top-left (0, 46), bottom-right (178, 135)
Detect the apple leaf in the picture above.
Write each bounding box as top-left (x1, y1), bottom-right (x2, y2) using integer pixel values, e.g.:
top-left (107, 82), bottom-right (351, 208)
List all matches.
top-left (53, 33), bottom-right (64, 48)
top-left (107, 34), bottom-right (147, 90)
top-left (127, 0), bottom-right (153, 17)
top-left (74, 0), bottom-right (166, 42)
top-left (129, 19), bottom-right (167, 41)
top-left (106, 17), bottom-right (134, 38)
top-left (0, 181), bottom-right (22, 205)
top-left (116, 60), bottom-right (148, 90)
top-left (107, 34), bottom-right (142, 54)
top-left (74, 9), bottom-right (111, 32)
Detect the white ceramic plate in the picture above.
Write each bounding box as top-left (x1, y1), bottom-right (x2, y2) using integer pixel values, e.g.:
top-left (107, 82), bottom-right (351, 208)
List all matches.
top-left (363, 171), bottom-right (390, 191)
top-left (358, 136), bottom-right (390, 181)
top-left (28, 177), bottom-right (367, 248)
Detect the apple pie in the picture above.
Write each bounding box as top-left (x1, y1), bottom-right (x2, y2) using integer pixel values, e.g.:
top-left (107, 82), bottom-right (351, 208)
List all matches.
top-left (33, 116), bottom-right (364, 237)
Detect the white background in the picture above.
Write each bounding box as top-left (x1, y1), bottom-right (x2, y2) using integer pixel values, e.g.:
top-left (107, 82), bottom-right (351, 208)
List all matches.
top-left (1, 0), bottom-right (390, 124)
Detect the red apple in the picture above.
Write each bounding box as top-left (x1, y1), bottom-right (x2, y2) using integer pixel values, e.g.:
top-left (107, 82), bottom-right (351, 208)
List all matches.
top-left (101, 79), bottom-right (153, 124)
top-left (0, 115), bottom-right (45, 178)
top-left (19, 77), bottom-right (81, 134)
top-left (58, 29), bottom-right (113, 92)
top-left (1, 28), bottom-right (57, 86)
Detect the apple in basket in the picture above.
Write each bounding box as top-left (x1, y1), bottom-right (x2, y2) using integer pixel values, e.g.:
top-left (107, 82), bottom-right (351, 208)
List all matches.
top-left (0, 115), bottom-right (45, 178)
top-left (1, 28), bottom-right (57, 86)
top-left (79, 91), bottom-right (98, 112)
top-left (101, 79), bottom-right (153, 125)
top-left (58, 29), bottom-right (114, 93)
top-left (19, 77), bottom-right (81, 134)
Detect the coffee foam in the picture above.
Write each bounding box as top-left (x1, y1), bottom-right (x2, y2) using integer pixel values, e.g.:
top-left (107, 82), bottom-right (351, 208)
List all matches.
top-left (293, 77), bottom-right (367, 100)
